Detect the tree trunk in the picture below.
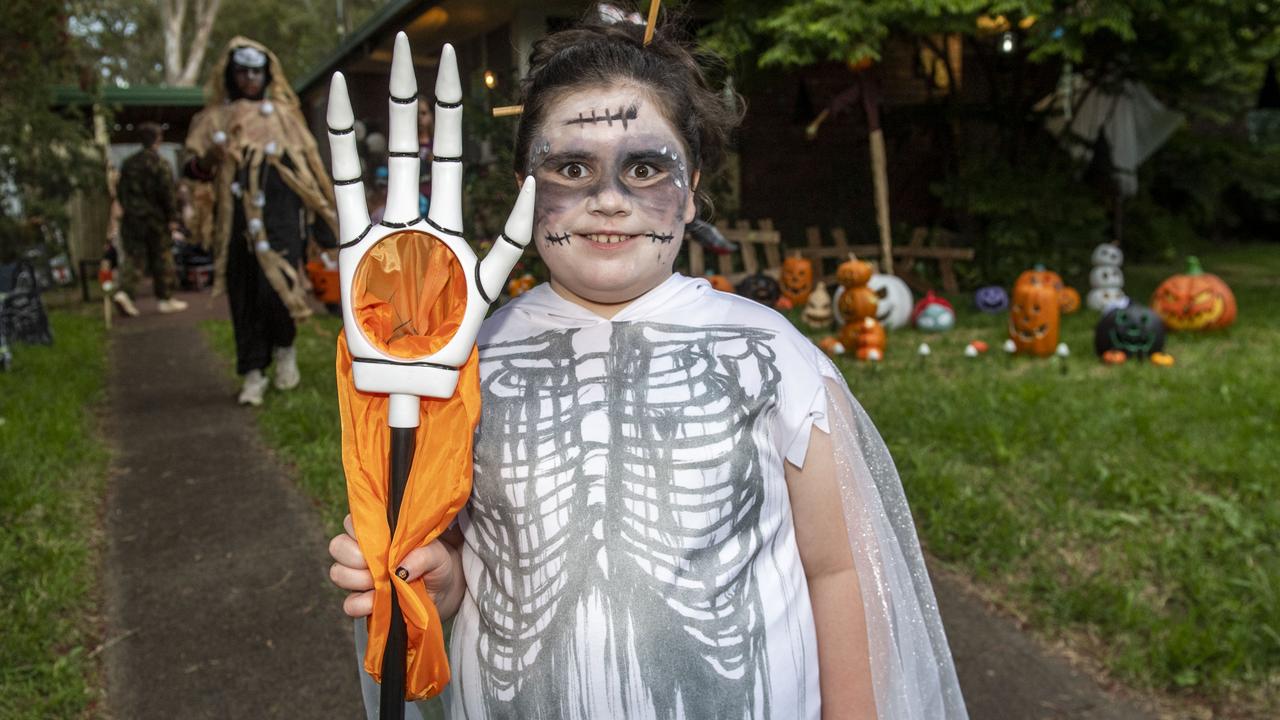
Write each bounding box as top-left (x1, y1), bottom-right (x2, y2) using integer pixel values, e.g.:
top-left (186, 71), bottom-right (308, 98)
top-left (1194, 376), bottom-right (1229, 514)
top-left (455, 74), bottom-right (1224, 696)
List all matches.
top-left (161, 0), bottom-right (224, 86)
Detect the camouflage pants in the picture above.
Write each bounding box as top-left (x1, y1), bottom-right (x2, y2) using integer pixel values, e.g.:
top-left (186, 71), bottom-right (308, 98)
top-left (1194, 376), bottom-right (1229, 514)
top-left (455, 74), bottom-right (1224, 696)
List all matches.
top-left (119, 216), bottom-right (175, 300)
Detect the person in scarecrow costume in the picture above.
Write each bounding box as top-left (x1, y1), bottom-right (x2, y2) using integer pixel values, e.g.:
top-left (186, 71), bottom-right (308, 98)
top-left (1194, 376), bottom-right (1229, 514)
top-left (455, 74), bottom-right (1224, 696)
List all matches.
top-left (184, 38), bottom-right (338, 406)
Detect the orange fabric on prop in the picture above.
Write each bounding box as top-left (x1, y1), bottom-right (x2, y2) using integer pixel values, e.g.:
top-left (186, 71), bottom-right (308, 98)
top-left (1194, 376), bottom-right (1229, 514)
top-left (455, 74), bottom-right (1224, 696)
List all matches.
top-left (336, 231), bottom-right (480, 700)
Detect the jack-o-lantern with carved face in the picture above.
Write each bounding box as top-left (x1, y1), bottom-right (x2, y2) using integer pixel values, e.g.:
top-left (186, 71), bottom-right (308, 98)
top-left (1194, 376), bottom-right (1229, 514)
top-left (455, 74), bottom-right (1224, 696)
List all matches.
top-left (780, 254), bottom-right (815, 307)
top-left (1151, 256), bottom-right (1237, 331)
top-left (1094, 303), bottom-right (1166, 360)
top-left (803, 282), bottom-right (835, 329)
top-left (1008, 277), bottom-right (1060, 356)
top-left (973, 285), bottom-right (1009, 314)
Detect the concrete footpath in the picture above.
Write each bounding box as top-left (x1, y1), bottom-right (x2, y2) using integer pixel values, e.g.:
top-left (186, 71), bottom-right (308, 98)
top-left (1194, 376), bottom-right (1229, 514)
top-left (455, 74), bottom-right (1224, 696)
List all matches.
top-left (100, 291), bottom-right (362, 718)
top-left (98, 289), bottom-right (1154, 719)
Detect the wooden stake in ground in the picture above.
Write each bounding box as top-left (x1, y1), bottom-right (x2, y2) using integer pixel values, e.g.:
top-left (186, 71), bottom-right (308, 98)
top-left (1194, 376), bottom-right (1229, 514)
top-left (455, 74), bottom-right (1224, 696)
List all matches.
top-left (806, 68), bottom-right (895, 275)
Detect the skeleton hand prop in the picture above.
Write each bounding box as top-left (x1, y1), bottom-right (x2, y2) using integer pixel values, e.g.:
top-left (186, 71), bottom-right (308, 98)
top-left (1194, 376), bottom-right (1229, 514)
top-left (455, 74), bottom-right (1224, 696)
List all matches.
top-left (328, 33), bottom-right (535, 426)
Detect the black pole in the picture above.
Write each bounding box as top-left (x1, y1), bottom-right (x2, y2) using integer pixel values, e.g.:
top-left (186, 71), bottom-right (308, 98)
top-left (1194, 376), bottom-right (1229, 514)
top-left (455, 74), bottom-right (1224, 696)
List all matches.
top-left (379, 426), bottom-right (416, 719)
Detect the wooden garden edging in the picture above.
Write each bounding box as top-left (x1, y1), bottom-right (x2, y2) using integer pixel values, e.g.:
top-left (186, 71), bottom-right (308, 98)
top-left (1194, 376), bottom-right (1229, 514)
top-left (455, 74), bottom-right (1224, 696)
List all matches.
top-left (800, 226), bottom-right (975, 294)
top-left (686, 219), bottom-right (783, 282)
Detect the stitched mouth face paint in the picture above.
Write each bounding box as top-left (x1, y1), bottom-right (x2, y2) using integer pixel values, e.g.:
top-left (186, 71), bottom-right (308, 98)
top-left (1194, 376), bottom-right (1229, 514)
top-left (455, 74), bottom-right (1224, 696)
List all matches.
top-left (527, 85), bottom-right (697, 311)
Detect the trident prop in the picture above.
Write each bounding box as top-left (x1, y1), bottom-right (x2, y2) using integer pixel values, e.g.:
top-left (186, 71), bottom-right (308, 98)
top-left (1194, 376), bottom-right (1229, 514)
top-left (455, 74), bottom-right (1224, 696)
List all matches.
top-left (327, 33), bottom-right (534, 718)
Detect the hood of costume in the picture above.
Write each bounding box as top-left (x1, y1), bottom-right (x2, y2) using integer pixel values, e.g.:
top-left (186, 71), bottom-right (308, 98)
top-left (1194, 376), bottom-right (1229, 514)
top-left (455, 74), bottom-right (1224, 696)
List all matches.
top-left (186, 36), bottom-right (337, 319)
top-left (421, 273), bottom-right (968, 720)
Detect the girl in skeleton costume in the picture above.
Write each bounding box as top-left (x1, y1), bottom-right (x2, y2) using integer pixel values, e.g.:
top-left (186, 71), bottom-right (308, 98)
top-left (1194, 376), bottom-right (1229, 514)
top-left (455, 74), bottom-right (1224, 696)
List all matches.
top-left (185, 38), bottom-right (339, 406)
top-left (329, 13), bottom-right (967, 720)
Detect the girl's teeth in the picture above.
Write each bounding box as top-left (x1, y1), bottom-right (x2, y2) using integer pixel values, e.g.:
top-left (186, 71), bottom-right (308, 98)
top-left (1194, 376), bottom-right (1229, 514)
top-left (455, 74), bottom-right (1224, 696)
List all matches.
top-left (587, 234), bottom-right (631, 244)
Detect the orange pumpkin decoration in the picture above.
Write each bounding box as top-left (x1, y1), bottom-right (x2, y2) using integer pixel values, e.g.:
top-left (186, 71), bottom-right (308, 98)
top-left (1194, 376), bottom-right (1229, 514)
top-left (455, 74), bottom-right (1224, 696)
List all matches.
top-left (707, 274), bottom-right (735, 293)
top-left (836, 254), bottom-right (878, 323)
top-left (817, 335), bottom-right (845, 357)
top-left (854, 317), bottom-right (887, 361)
top-left (1150, 256), bottom-right (1237, 331)
top-left (775, 296), bottom-right (794, 311)
top-left (837, 254), bottom-right (874, 287)
top-left (1150, 352), bottom-right (1175, 367)
top-left (1014, 265), bottom-right (1064, 295)
top-left (780, 254), bottom-right (815, 306)
top-left (506, 273), bottom-right (536, 298)
top-left (1008, 275), bottom-right (1060, 357)
top-left (1059, 286), bottom-right (1081, 314)
top-left (1101, 349), bottom-right (1127, 365)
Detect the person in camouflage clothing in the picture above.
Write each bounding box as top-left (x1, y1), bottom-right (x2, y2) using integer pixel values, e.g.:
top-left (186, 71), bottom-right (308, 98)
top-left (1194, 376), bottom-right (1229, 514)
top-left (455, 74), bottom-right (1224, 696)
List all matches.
top-left (116, 122), bottom-right (187, 315)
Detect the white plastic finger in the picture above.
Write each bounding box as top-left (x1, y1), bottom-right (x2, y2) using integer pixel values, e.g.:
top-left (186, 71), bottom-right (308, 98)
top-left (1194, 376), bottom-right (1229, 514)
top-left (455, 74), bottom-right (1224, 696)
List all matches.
top-left (385, 32), bottom-right (420, 225)
top-left (478, 177), bottom-right (536, 300)
top-left (326, 72), bottom-right (370, 243)
top-left (427, 43), bottom-right (463, 238)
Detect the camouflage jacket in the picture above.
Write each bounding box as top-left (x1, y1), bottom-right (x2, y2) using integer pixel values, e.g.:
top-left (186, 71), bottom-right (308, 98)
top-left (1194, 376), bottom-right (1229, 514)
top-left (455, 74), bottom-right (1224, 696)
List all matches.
top-left (117, 148), bottom-right (176, 223)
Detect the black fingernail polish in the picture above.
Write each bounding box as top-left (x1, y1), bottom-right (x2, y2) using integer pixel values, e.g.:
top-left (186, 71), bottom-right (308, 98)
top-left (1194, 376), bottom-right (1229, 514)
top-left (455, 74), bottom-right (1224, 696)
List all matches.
top-left (395, 567), bottom-right (409, 581)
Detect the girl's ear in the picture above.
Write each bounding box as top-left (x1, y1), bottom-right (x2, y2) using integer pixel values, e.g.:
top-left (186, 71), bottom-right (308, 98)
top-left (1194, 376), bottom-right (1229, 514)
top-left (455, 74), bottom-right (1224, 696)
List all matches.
top-left (682, 169), bottom-right (701, 224)
top-left (515, 172), bottom-right (524, 190)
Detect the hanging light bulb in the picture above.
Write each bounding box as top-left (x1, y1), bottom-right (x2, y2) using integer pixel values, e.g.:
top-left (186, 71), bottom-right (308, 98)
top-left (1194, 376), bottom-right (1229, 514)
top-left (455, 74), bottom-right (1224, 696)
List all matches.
top-left (999, 31), bottom-right (1017, 54)
top-left (483, 70), bottom-right (497, 90)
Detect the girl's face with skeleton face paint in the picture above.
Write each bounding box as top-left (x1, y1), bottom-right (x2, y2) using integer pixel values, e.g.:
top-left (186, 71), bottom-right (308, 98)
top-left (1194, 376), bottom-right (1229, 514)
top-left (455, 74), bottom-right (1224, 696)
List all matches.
top-left (525, 84), bottom-right (698, 315)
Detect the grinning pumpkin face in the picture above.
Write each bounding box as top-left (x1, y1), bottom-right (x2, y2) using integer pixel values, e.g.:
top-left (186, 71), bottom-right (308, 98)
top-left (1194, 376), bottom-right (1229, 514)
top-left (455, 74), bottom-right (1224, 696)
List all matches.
top-left (1094, 303), bottom-right (1166, 359)
top-left (736, 273), bottom-right (781, 307)
top-left (780, 255), bottom-right (815, 306)
top-left (1150, 256), bottom-right (1237, 331)
top-left (1008, 278), bottom-right (1060, 356)
top-left (803, 282), bottom-right (834, 329)
top-left (867, 274), bottom-right (913, 329)
top-left (973, 285), bottom-right (1009, 313)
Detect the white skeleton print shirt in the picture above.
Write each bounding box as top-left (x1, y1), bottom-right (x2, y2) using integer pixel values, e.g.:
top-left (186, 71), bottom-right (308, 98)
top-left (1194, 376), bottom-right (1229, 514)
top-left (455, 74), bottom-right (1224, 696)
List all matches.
top-left (444, 274), bottom-right (831, 720)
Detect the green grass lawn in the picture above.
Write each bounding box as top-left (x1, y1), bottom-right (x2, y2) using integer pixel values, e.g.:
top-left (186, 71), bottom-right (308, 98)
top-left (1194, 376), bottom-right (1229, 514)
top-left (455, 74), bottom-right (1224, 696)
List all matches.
top-left (0, 311), bottom-right (110, 719)
top-left (206, 243), bottom-right (1280, 715)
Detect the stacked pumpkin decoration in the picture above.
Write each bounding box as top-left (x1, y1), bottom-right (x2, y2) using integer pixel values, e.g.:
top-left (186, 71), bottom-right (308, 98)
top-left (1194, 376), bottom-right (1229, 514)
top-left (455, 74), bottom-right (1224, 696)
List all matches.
top-left (1151, 256), bottom-right (1237, 331)
top-left (1008, 272), bottom-right (1060, 356)
top-left (834, 254), bottom-right (879, 350)
top-left (1087, 242), bottom-right (1128, 312)
top-left (802, 282), bottom-right (835, 330)
top-left (835, 254), bottom-right (878, 322)
top-left (912, 291), bottom-right (955, 332)
top-left (780, 253), bottom-right (815, 307)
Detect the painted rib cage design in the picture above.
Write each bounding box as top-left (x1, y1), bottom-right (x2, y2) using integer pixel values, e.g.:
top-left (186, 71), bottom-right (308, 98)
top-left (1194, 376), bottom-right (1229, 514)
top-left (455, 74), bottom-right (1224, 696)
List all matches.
top-left (468, 322), bottom-right (782, 719)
